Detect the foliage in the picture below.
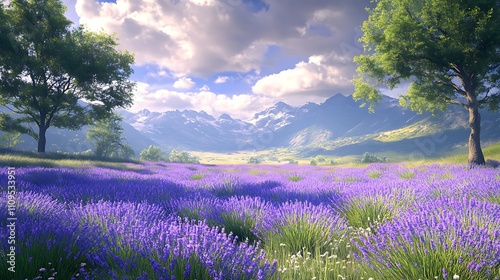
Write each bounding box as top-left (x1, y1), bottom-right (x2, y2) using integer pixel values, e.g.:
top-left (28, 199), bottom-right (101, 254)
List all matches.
top-left (310, 159), bottom-right (317, 166)
top-left (353, 0), bottom-right (500, 165)
top-left (355, 197), bottom-right (500, 280)
top-left (191, 173), bottom-right (205, 180)
top-left (361, 152), bottom-right (388, 163)
top-left (0, 0), bottom-right (135, 152)
top-left (3, 162), bottom-right (500, 279)
top-left (140, 145), bottom-right (165, 162)
top-left (315, 155), bottom-right (326, 162)
top-left (86, 113), bottom-right (135, 160)
top-left (247, 156), bottom-right (262, 164)
top-left (0, 131), bottom-right (23, 148)
top-left (169, 149), bottom-right (200, 164)
top-left (288, 175), bottom-right (302, 182)
top-left (0, 113), bottom-right (36, 139)
top-left (336, 196), bottom-right (394, 231)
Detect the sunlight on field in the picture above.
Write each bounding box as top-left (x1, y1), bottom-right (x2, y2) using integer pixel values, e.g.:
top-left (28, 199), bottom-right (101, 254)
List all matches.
top-left (1, 162), bottom-right (498, 279)
top-left (0, 154), bottom-right (142, 170)
top-left (374, 121), bottom-right (440, 143)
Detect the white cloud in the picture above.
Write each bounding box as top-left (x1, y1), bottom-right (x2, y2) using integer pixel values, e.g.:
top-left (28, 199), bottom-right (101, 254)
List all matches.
top-left (199, 85), bottom-right (211, 91)
top-left (173, 77), bottom-right (195, 89)
top-left (252, 52), bottom-right (353, 105)
top-left (131, 82), bottom-right (273, 120)
top-left (74, 0), bottom-right (371, 77)
top-left (214, 76), bottom-right (229, 84)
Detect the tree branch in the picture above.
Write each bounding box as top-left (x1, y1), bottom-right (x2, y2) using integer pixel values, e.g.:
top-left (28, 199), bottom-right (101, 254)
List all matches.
top-left (446, 97), bottom-right (469, 109)
top-left (26, 111), bottom-right (40, 127)
top-left (478, 90), bottom-right (499, 105)
top-left (450, 81), bottom-right (467, 97)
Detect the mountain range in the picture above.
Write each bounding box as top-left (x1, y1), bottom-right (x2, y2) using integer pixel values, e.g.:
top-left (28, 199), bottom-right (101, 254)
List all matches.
top-left (6, 94), bottom-right (500, 158)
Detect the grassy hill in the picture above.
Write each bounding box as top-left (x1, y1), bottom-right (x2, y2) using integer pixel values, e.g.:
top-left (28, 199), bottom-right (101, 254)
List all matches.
top-left (2, 140), bottom-right (499, 168)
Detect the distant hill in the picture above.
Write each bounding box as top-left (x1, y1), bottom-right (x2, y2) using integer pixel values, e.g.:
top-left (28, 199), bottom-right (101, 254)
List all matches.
top-left (3, 94), bottom-right (500, 157)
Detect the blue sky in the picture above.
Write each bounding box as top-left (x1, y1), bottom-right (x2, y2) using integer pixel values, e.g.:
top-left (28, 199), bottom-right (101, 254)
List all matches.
top-left (60, 0), bottom-right (382, 120)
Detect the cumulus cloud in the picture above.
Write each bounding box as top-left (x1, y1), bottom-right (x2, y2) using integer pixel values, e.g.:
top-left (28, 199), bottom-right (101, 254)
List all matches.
top-left (74, 0), bottom-right (371, 77)
top-left (199, 85), bottom-right (211, 91)
top-left (173, 77), bottom-right (195, 89)
top-left (252, 52), bottom-right (354, 105)
top-left (214, 76), bottom-right (230, 84)
top-left (70, 0), bottom-right (375, 113)
top-left (131, 82), bottom-right (274, 120)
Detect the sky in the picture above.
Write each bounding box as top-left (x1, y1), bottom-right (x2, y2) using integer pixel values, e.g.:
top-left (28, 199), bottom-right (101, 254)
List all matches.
top-left (59, 0), bottom-right (381, 120)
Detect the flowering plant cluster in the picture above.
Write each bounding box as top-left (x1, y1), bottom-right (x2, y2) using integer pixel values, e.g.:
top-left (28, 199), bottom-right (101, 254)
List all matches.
top-left (0, 162), bottom-right (499, 279)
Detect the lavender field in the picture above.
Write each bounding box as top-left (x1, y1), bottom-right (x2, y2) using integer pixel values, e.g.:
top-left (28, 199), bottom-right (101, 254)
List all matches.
top-left (1, 162), bottom-right (500, 280)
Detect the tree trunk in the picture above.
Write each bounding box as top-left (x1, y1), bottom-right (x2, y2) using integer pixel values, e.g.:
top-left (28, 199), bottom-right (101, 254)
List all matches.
top-left (468, 106), bottom-right (485, 165)
top-left (37, 125), bottom-right (47, 153)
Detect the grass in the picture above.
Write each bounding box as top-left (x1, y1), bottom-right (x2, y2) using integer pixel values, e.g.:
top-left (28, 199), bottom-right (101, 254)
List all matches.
top-left (288, 175), bottom-right (302, 182)
top-left (374, 119), bottom-right (441, 142)
top-left (248, 169), bottom-right (268, 175)
top-left (423, 141), bottom-right (500, 165)
top-left (336, 197), bottom-right (393, 231)
top-left (367, 171), bottom-right (382, 178)
top-left (7, 138), bottom-right (499, 169)
top-left (220, 212), bottom-right (259, 244)
top-left (268, 242), bottom-right (365, 280)
top-left (0, 149), bottom-right (142, 170)
top-left (0, 238), bottom-right (89, 280)
top-left (399, 171), bottom-right (415, 179)
top-left (191, 173), bottom-right (205, 180)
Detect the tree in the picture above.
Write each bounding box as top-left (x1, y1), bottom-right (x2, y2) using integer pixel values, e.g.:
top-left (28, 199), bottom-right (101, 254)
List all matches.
top-left (140, 145), bottom-right (165, 162)
top-left (0, 0), bottom-right (135, 153)
top-left (353, 0), bottom-right (500, 165)
top-left (87, 113), bottom-right (135, 159)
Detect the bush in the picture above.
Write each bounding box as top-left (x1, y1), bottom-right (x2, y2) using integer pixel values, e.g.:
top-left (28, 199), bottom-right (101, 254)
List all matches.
top-left (140, 145), bottom-right (165, 162)
top-left (361, 152), bottom-right (388, 163)
top-left (315, 155), bottom-right (326, 162)
top-left (247, 156), bottom-right (262, 164)
top-left (169, 149), bottom-right (200, 164)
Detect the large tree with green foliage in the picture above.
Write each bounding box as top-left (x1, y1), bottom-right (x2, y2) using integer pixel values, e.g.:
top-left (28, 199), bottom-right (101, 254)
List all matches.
top-left (353, 0), bottom-right (500, 165)
top-left (0, 0), bottom-right (135, 153)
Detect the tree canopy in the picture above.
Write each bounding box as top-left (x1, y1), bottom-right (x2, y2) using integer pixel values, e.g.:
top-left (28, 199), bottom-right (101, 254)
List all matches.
top-left (0, 0), bottom-right (135, 153)
top-left (354, 0), bottom-right (500, 165)
top-left (140, 145), bottom-right (165, 162)
top-left (87, 113), bottom-right (134, 159)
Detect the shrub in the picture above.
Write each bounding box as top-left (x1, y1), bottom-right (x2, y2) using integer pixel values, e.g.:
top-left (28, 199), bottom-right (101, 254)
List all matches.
top-left (361, 152), bottom-right (388, 163)
top-left (315, 155), bottom-right (326, 162)
top-left (354, 197), bottom-right (500, 280)
top-left (258, 201), bottom-right (348, 255)
top-left (169, 149), bottom-right (200, 164)
top-left (140, 145), bottom-right (165, 162)
top-left (247, 156), bottom-right (262, 164)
